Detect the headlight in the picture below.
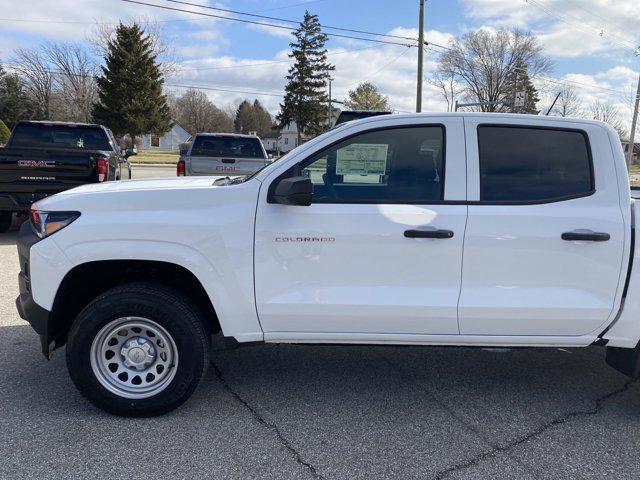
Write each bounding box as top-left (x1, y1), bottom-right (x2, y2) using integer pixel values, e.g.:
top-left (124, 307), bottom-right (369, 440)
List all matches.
top-left (30, 206), bottom-right (80, 239)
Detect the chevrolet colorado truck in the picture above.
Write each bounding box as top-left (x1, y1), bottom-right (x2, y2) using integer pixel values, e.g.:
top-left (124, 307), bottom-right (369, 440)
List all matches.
top-left (16, 113), bottom-right (640, 417)
top-left (0, 121), bottom-right (132, 232)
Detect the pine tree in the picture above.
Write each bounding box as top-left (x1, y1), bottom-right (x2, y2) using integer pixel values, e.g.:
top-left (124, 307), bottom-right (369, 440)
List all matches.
top-left (93, 23), bottom-right (171, 138)
top-left (344, 82), bottom-right (390, 111)
top-left (0, 63), bottom-right (36, 128)
top-left (504, 62), bottom-right (539, 114)
top-left (0, 120), bottom-right (10, 144)
top-left (277, 11), bottom-right (334, 141)
top-left (235, 99), bottom-right (273, 135)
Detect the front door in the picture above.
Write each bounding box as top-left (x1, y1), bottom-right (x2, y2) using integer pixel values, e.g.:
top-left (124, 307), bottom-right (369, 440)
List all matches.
top-left (254, 118), bottom-right (467, 337)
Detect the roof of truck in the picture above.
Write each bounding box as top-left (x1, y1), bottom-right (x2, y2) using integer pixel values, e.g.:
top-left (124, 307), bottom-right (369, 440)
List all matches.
top-left (16, 120), bottom-right (106, 128)
top-left (193, 132), bottom-right (260, 139)
top-left (337, 111), bottom-right (614, 129)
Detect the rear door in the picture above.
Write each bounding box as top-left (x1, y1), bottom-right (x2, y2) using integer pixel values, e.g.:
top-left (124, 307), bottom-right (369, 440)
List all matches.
top-left (459, 118), bottom-right (626, 336)
top-left (187, 135), bottom-right (267, 176)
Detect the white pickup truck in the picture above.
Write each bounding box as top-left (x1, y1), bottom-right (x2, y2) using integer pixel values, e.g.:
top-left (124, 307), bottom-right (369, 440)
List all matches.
top-left (16, 113), bottom-right (640, 417)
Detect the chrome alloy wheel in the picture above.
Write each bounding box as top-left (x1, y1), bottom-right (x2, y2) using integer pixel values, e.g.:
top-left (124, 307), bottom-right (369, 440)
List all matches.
top-left (90, 317), bottom-right (178, 399)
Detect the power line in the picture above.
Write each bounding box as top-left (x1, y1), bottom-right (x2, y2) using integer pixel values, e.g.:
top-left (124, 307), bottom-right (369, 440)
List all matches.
top-left (167, 83), bottom-right (285, 96)
top-left (561, 0), bottom-right (632, 36)
top-left (523, 0), bottom-right (637, 52)
top-left (122, 0), bottom-right (419, 47)
top-left (162, 0), bottom-right (419, 42)
top-left (184, 44), bottom-right (383, 72)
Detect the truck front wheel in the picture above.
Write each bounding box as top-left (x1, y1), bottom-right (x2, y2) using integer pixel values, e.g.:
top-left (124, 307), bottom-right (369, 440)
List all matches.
top-left (66, 282), bottom-right (210, 417)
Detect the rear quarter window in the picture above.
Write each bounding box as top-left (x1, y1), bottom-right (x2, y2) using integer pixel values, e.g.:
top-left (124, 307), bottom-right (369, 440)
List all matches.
top-left (478, 125), bottom-right (594, 203)
top-left (190, 136), bottom-right (265, 159)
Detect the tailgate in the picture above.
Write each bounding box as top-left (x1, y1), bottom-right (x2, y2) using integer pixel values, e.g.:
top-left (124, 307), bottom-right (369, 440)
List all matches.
top-left (188, 155), bottom-right (267, 175)
top-left (0, 148), bottom-right (98, 193)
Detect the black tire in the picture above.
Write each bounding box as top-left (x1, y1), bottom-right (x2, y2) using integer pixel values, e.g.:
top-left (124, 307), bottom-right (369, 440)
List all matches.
top-left (66, 282), bottom-right (210, 417)
top-left (0, 212), bottom-right (11, 233)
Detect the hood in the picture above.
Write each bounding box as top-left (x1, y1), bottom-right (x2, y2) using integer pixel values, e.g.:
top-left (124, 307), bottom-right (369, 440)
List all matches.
top-left (55, 176), bottom-right (218, 195)
top-left (33, 175), bottom-right (260, 214)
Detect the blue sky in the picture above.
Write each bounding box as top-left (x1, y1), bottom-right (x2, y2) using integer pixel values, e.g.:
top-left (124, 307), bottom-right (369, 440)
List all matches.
top-left (0, 0), bottom-right (638, 124)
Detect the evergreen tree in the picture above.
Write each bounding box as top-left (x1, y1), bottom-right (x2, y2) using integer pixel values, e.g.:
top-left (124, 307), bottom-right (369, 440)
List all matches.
top-left (0, 120), bottom-right (10, 144)
top-left (504, 62), bottom-right (539, 114)
top-left (277, 11), bottom-right (334, 141)
top-left (0, 64), bottom-right (36, 128)
top-left (93, 23), bottom-right (171, 138)
top-left (344, 82), bottom-right (390, 111)
top-left (235, 99), bottom-right (273, 136)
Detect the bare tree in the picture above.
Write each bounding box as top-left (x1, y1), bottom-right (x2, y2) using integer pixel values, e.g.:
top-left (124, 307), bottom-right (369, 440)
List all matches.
top-left (435, 29), bottom-right (553, 112)
top-left (428, 70), bottom-right (463, 112)
top-left (174, 88), bottom-right (234, 134)
top-left (551, 84), bottom-right (582, 118)
top-left (44, 42), bottom-right (97, 123)
top-left (590, 100), bottom-right (627, 138)
top-left (89, 18), bottom-right (179, 77)
top-left (11, 48), bottom-right (54, 119)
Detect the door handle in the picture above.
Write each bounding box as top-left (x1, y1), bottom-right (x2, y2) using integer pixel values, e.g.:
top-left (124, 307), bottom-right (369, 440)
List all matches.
top-left (221, 158), bottom-right (236, 164)
top-left (561, 231), bottom-right (610, 242)
top-left (404, 228), bottom-right (454, 239)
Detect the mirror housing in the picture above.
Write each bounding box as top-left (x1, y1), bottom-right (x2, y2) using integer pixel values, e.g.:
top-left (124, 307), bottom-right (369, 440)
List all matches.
top-left (269, 176), bottom-right (313, 206)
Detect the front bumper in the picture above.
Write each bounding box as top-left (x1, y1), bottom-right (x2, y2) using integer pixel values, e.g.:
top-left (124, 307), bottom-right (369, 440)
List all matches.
top-left (15, 220), bottom-right (55, 358)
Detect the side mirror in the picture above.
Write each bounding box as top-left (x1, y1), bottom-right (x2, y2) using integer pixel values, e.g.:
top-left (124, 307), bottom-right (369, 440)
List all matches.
top-left (124, 148), bottom-right (137, 158)
top-left (269, 176), bottom-right (313, 206)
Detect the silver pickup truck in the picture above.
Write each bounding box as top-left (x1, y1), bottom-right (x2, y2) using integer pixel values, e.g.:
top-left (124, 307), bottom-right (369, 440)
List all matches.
top-left (177, 133), bottom-right (268, 176)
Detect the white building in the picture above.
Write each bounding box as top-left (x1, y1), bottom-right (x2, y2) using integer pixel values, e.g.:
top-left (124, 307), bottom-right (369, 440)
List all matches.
top-left (278, 122), bottom-right (300, 153)
top-left (261, 122), bottom-right (302, 155)
top-left (139, 123), bottom-right (190, 152)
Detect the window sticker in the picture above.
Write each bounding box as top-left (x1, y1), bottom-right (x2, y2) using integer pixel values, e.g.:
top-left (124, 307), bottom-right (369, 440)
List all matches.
top-left (336, 143), bottom-right (388, 176)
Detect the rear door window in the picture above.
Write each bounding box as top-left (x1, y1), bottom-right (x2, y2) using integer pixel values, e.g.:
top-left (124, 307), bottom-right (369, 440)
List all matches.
top-left (9, 124), bottom-right (111, 150)
top-left (190, 136), bottom-right (265, 159)
top-left (478, 126), bottom-right (593, 203)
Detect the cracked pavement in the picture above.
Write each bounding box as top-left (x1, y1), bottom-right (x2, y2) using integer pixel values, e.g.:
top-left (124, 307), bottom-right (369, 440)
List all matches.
top-left (2, 229), bottom-right (640, 479)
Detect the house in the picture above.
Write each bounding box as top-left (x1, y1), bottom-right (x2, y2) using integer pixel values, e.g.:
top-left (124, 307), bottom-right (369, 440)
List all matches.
top-left (260, 122), bottom-right (303, 155)
top-left (278, 122), bottom-right (301, 153)
top-left (139, 123), bottom-right (190, 152)
top-left (262, 130), bottom-right (280, 153)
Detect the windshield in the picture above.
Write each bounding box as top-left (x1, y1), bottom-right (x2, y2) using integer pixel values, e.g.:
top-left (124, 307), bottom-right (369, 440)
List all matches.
top-left (191, 135), bottom-right (265, 159)
top-left (9, 124), bottom-right (111, 150)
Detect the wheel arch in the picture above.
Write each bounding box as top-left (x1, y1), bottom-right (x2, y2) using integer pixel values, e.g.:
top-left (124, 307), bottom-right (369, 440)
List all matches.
top-left (50, 259), bottom-right (221, 347)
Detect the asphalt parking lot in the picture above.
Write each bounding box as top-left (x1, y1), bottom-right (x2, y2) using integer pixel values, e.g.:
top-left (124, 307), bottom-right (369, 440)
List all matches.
top-left (2, 169), bottom-right (640, 479)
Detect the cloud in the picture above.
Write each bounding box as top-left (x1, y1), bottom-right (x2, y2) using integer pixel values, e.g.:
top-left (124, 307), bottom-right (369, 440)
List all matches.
top-left (247, 22), bottom-right (295, 39)
top-left (460, 0), bottom-right (639, 58)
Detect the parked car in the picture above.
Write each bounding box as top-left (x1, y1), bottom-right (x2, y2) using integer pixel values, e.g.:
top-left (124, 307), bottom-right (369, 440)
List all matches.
top-left (176, 133), bottom-right (268, 177)
top-left (0, 121), bottom-right (133, 232)
top-left (334, 109), bottom-right (391, 126)
top-left (16, 112), bottom-right (640, 417)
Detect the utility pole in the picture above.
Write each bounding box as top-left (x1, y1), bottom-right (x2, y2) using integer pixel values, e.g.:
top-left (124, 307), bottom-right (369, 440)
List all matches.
top-left (627, 67), bottom-right (640, 168)
top-left (327, 79), bottom-right (332, 129)
top-left (416, 0), bottom-right (425, 112)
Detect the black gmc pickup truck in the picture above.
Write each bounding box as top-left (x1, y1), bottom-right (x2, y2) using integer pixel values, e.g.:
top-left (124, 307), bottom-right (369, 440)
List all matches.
top-left (0, 121), bottom-right (133, 232)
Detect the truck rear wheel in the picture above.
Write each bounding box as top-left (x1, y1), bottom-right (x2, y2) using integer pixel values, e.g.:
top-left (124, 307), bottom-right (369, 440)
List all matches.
top-left (0, 212), bottom-right (11, 233)
top-left (66, 282), bottom-right (210, 417)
